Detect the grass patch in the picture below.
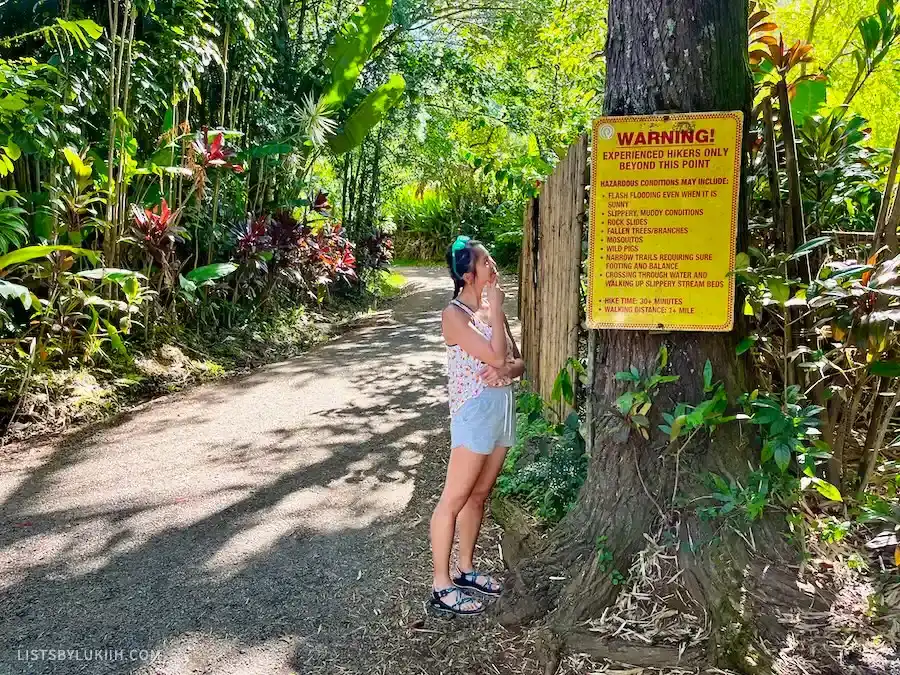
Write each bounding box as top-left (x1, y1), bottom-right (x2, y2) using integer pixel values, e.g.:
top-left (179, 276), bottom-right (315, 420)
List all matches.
top-left (392, 258), bottom-right (444, 268)
top-left (376, 270), bottom-right (409, 298)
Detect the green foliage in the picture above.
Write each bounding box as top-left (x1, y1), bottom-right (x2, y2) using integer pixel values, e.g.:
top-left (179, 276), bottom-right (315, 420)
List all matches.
top-left (329, 74), bottom-right (407, 155)
top-left (615, 345), bottom-right (679, 439)
top-left (659, 361), bottom-right (734, 442)
top-left (496, 384), bottom-right (588, 524)
top-left (796, 108), bottom-right (883, 232)
top-left (388, 187), bottom-right (454, 260)
top-left (595, 535), bottom-right (614, 572)
top-left (550, 356), bottom-right (586, 410)
top-left (790, 79), bottom-right (828, 123)
top-left (369, 271), bottom-right (408, 300)
top-left (185, 262), bottom-right (239, 283)
top-left (818, 516), bottom-right (852, 543)
top-left (490, 230), bottom-right (522, 270)
top-left (0, 245), bottom-right (97, 271)
top-left (322, 0), bottom-right (394, 110)
top-left (775, 0), bottom-right (900, 146)
top-left (0, 191), bottom-right (28, 254)
top-left (741, 386), bottom-right (841, 503)
top-left (850, 0), bottom-right (900, 100)
top-left (698, 469), bottom-right (795, 522)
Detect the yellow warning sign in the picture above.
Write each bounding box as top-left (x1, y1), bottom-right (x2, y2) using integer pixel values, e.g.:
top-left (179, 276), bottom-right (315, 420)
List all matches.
top-left (587, 112), bottom-right (743, 331)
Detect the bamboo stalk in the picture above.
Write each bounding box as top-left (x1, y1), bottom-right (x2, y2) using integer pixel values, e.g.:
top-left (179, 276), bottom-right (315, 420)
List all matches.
top-left (776, 79), bottom-right (805, 268)
top-left (830, 374), bottom-right (867, 490)
top-left (177, 95), bottom-right (191, 209)
top-left (219, 22), bottom-right (230, 128)
top-left (112, 6), bottom-right (137, 267)
top-left (873, 127), bottom-right (900, 253)
top-left (105, 0), bottom-right (120, 235)
top-left (857, 379), bottom-right (900, 495)
top-left (761, 98), bottom-right (784, 250)
top-left (208, 171), bottom-right (221, 264)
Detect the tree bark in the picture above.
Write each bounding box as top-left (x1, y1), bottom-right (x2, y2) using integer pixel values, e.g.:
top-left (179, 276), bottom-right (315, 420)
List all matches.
top-left (494, 1), bottom-right (814, 669)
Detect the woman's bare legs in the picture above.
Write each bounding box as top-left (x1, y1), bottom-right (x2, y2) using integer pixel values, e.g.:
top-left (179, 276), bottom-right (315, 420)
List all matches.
top-left (431, 446), bottom-right (488, 601)
top-left (456, 446), bottom-right (507, 575)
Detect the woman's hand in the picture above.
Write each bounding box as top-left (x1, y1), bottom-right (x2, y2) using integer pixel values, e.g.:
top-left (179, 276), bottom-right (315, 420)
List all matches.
top-left (480, 357), bottom-right (525, 384)
top-left (478, 363), bottom-right (509, 385)
top-left (486, 264), bottom-right (505, 309)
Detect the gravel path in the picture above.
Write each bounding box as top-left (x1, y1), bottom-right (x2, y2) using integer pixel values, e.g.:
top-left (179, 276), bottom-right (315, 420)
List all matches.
top-left (0, 267), bottom-right (536, 675)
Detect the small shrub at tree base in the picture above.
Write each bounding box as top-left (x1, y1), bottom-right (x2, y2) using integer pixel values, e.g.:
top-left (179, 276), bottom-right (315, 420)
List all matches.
top-left (496, 384), bottom-right (588, 524)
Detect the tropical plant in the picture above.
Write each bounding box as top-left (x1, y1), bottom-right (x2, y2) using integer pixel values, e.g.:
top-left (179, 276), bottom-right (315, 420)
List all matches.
top-left (0, 191), bottom-right (29, 254)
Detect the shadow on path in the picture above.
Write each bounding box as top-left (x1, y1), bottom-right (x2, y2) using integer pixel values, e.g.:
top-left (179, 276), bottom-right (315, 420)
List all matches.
top-left (0, 268), bottom-right (540, 675)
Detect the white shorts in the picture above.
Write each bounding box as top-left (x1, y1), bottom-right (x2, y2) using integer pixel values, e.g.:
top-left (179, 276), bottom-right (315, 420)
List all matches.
top-left (450, 386), bottom-right (516, 455)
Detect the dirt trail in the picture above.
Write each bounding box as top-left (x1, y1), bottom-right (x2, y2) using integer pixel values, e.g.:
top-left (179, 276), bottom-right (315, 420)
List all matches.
top-left (0, 267), bottom-right (536, 675)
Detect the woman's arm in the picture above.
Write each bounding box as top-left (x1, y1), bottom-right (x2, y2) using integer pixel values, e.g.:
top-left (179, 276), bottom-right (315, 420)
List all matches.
top-left (479, 313), bottom-right (525, 383)
top-left (501, 314), bottom-right (525, 378)
top-left (442, 306), bottom-right (508, 368)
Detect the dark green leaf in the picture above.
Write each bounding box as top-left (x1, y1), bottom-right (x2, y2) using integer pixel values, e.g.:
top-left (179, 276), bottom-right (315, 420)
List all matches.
top-left (185, 263), bottom-right (238, 283)
top-left (736, 335), bottom-right (757, 355)
top-left (774, 443), bottom-right (791, 471)
top-left (869, 361), bottom-right (900, 377)
top-left (789, 236), bottom-right (832, 260)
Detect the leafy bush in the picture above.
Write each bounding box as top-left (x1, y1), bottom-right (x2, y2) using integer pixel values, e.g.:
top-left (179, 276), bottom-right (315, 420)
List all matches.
top-left (388, 187), bottom-right (456, 261)
top-left (388, 184), bottom-right (524, 263)
top-left (496, 386), bottom-right (588, 524)
top-left (797, 109), bottom-right (883, 233)
top-left (490, 230), bottom-right (522, 270)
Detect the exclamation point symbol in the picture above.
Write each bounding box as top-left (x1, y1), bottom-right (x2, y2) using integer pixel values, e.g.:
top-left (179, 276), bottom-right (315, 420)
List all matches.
top-left (710, 128), bottom-right (715, 143)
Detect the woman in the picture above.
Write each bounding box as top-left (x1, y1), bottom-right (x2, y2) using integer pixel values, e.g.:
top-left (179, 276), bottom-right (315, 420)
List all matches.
top-left (429, 235), bottom-right (525, 616)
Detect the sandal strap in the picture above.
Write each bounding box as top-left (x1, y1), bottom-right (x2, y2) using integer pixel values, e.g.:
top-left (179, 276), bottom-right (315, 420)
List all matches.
top-left (433, 587), bottom-right (456, 599)
top-left (433, 587), bottom-right (480, 611)
top-left (457, 569), bottom-right (500, 589)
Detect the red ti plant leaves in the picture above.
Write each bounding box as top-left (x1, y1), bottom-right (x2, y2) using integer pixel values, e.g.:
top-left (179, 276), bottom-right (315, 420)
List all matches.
top-left (192, 127), bottom-right (244, 173)
top-left (313, 191), bottom-right (331, 214)
top-left (130, 198), bottom-right (186, 268)
top-left (235, 214), bottom-right (272, 255)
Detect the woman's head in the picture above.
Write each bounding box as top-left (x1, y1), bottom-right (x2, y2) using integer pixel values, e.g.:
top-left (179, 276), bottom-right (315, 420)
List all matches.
top-left (446, 235), bottom-right (494, 298)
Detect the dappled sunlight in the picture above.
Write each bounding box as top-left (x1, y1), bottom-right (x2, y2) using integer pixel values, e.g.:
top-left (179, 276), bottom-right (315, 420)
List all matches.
top-left (204, 471), bottom-right (416, 580)
top-left (0, 267), bottom-right (463, 674)
top-left (131, 633), bottom-right (305, 675)
top-left (0, 486), bottom-right (253, 582)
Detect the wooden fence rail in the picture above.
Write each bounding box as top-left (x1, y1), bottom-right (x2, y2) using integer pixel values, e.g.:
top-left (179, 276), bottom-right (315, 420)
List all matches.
top-left (519, 135), bottom-right (589, 418)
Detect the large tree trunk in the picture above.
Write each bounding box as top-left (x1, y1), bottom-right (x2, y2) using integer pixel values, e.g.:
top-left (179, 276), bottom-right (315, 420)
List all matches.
top-left (496, 1), bottom-right (828, 671)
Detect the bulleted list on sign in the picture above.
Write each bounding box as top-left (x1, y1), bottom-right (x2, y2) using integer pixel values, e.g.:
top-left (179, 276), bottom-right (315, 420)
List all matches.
top-left (588, 113), bottom-right (743, 332)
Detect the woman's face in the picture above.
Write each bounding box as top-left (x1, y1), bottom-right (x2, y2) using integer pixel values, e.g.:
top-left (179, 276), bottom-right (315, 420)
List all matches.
top-left (468, 246), bottom-right (497, 287)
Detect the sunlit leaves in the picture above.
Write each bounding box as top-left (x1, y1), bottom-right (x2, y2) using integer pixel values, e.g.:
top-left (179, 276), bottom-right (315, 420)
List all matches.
top-left (322, 0), bottom-right (394, 110)
top-left (329, 74), bottom-right (407, 155)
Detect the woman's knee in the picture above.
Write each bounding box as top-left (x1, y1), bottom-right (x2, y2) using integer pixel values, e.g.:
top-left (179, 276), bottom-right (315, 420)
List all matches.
top-left (433, 491), bottom-right (466, 517)
top-left (466, 487), bottom-right (490, 508)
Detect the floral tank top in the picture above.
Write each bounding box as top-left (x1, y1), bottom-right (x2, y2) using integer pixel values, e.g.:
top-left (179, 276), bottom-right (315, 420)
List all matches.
top-left (446, 299), bottom-right (515, 415)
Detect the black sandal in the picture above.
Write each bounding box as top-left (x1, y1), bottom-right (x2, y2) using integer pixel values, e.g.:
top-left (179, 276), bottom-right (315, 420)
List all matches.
top-left (452, 569), bottom-right (503, 597)
top-left (428, 587), bottom-right (484, 616)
